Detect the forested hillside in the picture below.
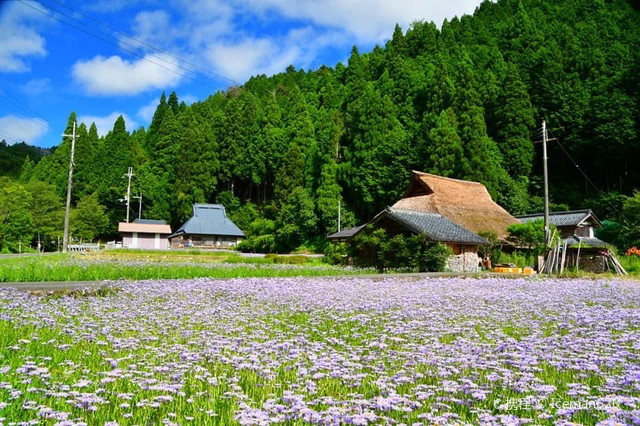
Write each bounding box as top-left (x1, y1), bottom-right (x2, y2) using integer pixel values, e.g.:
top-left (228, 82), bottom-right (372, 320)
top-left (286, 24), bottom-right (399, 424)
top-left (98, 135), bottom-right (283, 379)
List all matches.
top-left (0, 141), bottom-right (48, 179)
top-left (3, 0), bottom-right (640, 253)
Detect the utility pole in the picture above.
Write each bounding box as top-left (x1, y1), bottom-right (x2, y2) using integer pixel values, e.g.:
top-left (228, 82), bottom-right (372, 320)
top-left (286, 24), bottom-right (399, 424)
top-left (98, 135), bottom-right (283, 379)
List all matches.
top-left (542, 121), bottom-right (550, 247)
top-left (134, 193), bottom-right (142, 220)
top-left (124, 167), bottom-right (134, 223)
top-left (62, 121), bottom-right (77, 253)
top-left (338, 200), bottom-right (341, 232)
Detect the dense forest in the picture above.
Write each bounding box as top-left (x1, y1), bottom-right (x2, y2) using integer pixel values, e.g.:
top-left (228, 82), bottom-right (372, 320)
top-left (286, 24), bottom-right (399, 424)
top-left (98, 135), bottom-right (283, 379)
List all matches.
top-left (2, 0), bottom-right (639, 253)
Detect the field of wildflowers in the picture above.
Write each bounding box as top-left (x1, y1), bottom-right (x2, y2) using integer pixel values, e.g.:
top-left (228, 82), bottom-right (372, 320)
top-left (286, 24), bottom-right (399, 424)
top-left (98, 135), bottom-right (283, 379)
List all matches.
top-left (0, 276), bottom-right (638, 425)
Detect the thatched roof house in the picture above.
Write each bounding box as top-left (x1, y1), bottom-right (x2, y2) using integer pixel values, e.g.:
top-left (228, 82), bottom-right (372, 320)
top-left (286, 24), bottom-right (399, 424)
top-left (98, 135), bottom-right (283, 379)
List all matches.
top-left (392, 171), bottom-right (518, 240)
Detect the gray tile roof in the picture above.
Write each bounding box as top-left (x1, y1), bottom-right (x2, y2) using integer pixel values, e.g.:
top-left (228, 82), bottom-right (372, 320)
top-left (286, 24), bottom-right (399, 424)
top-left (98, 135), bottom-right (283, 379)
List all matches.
top-left (516, 210), bottom-right (601, 227)
top-left (170, 204), bottom-right (245, 238)
top-left (134, 219), bottom-right (167, 225)
top-left (376, 208), bottom-right (488, 245)
top-left (563, 236), bottom-right (608, 248)
top-left (327, 224), bottom-right (367, 240)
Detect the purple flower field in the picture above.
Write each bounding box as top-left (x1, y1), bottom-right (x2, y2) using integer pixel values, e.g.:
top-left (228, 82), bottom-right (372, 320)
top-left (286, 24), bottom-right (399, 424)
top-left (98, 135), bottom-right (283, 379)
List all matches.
top-left (0, 277), bottom-right (639, 425)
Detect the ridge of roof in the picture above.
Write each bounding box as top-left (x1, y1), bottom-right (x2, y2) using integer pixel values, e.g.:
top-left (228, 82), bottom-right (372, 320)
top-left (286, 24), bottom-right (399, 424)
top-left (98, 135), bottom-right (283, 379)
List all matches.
top-left (375, 207), bottom-right (488, 245)
top-left (411, 170), bottom-right (484, 186)
top-left (515, 209), bottom-right (593, 219)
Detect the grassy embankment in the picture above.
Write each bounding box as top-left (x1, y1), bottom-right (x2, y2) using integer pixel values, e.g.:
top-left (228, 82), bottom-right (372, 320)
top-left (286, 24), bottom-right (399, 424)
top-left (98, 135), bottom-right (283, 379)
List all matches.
top-left (0, 249), bottom-right (361, 282)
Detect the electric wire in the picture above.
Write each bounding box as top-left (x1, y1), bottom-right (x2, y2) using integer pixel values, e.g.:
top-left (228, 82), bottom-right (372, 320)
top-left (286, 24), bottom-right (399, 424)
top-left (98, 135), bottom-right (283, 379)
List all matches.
top-left (545, 125), bottom-right (627, 221)
top-left (17, 0), bottom-right (227, 92)
top-left (39, 0), bottom-right (237, 86)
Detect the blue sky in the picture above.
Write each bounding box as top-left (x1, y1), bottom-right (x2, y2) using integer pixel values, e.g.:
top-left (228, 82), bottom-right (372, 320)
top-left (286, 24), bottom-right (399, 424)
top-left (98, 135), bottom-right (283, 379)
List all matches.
top-left (0, 0), bottom-right (482, 148)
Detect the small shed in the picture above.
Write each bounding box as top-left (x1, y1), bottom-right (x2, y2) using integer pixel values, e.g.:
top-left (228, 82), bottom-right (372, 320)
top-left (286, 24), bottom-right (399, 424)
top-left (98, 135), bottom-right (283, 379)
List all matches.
top-left (327, 225), bottom-right (367, 243)
top-left (516, 209), bottom-right (603, 241)
top-left (516, 209), bottom-right (614, 273)
top-left (169, 204), bottom-right (245, 248)
top-left (118, 219), bottom-right (172, 250)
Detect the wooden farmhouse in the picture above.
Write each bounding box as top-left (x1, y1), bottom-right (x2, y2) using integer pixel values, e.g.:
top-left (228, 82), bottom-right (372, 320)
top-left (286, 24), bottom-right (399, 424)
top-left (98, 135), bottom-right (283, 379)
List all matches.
top-left (393, 171), bottom-right (519, 240)
top-left (169, 204), bottom-right (245, 248)
top-left (118, 219), bottom-right (172, 250)
top-left (329, 171), bottom-right (520, 272)
top-left (516, 209), bottom-right (612, 272)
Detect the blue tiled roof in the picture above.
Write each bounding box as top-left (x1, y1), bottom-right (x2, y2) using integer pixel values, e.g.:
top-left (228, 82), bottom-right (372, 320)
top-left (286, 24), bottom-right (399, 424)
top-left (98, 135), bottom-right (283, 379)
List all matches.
top-left (516, 210), bottom-right (601, 227)
top-left (171, 204), bottom-right (245, 238)
top-left (376, 208), bottom-right (488, 245)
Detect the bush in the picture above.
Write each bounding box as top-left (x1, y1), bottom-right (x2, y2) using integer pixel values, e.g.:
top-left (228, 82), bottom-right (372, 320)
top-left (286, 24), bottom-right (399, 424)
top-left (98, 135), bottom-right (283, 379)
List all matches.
top-left (620, 254), bottom-right (640, 275)
top-left (236, 234), bottom-right (276, 253)
top-left (493, 251), bottom-right (537, 268)
top-left (323, 243), bottom-right (349, 265)
top-left (264, 254), bottom-right (309, 264)
top-left (350, 227), bottom-right (452, 273)
top-left (411, 239), bottom-right (452, 272)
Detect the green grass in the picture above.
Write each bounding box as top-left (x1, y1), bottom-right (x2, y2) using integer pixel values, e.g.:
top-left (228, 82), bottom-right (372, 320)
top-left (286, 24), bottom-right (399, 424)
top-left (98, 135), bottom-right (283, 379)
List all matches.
top-left (619, 255), bottom-right (640, 275)
top-left (0, 252), bottom-right (360, 282)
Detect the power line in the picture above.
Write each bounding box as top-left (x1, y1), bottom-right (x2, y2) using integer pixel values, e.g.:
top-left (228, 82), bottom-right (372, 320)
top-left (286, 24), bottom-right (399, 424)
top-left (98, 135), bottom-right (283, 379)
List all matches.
top-left (546, 126), bottom-right (627, 221)
top-left (0, 91), bottom-right (51, 133)
top-left (18, 0), bottom-right (236, 91)
top-left (40, 0), bottom-right (237, 86)
top-left (0, 129), bottom-right (24, 145)
top-left (18, 0), bottom-right (208, 89)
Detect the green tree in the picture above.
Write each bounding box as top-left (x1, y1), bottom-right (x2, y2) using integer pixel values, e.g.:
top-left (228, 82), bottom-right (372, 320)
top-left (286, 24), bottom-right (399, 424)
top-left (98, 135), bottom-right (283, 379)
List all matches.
top-left (273, 143), bottom-right (305, 204)
top-left (24, 181), bottom-right (64, 251)
top-left (620, 192), bottom-right (640, 249)
top-left (0, 178), bottom-right (32, 253)
top-left (275, 187), bottom-right (317, 252)
top-left (425, 108), bottom-right (465, 177)
top-left (495, 64), bottom-right (535, 178)
top-left (70, 193), bottom-right (109, 242)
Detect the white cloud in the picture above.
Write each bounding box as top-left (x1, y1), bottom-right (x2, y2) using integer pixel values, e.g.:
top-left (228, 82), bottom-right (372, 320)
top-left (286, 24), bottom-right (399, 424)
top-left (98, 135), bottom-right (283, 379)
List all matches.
top-left (137, 98), bottom-right (160, 123)
top-left (115, 0), bottom-right (481, 89)
top-left (205, 38), bottom-right (298, 83)
top-left (77, 112), bottom-right (138, 136)
top-left (72, 54), bottom-right (183, 96)
top-left (0, 2), bottom-right (48, 72)
top-left (0, 115), bottom-right (48, 144)
top-left (21, 78), bottom-right (52, 95)
top-left (245, 0), bottom-right (481, 41)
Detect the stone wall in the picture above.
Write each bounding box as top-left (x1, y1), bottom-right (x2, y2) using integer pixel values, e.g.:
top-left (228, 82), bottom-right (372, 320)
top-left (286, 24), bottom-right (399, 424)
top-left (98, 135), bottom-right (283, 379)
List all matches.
top-left (447, 252), bottom-right (481, 273)
top-left (579, 254), bottom-right (607, 273)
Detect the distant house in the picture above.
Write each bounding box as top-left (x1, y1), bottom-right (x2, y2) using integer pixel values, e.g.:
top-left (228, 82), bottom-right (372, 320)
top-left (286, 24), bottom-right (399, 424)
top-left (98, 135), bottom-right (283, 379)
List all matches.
top-left (327, 171), bottom-right (522, 272)
top-left (169, 204), bottom-right (245, 248)
top-left (516, 209), bottom-right (611, 272)
top-left (118, 219), bottom-right (172, 250)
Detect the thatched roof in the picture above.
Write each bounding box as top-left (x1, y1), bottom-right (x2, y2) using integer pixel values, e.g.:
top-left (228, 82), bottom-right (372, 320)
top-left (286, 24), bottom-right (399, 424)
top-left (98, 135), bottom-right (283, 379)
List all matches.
top-left (392, 171), bottom-right (518, 239)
